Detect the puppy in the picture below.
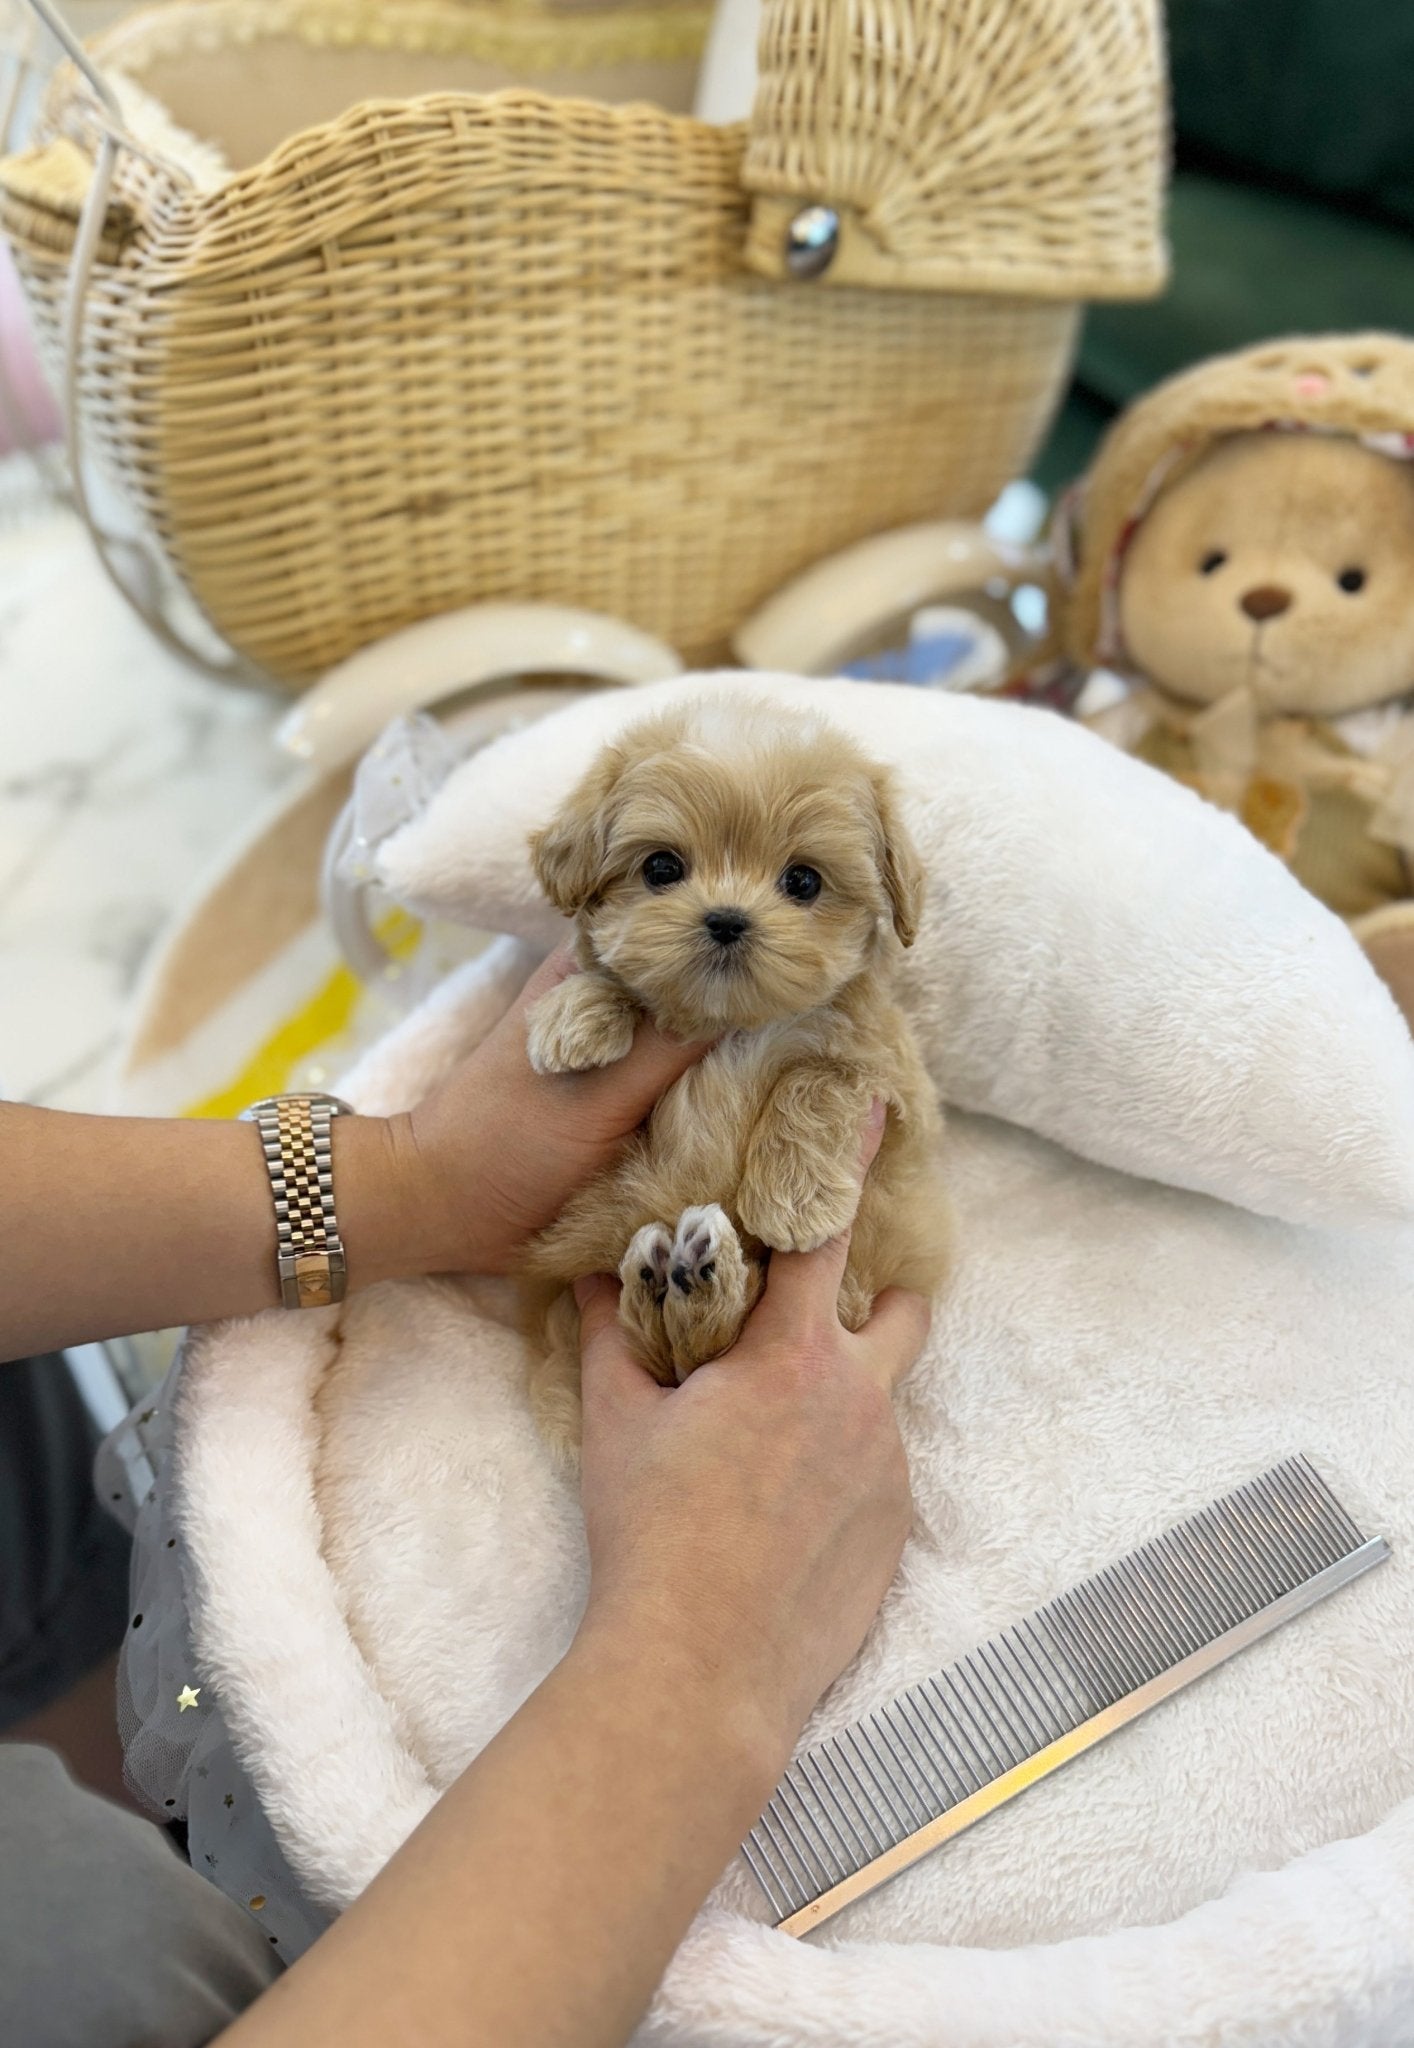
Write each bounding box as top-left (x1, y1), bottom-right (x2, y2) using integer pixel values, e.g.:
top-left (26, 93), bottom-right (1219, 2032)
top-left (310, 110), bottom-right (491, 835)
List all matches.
top-left (517, 696), bottom-right (950, 1454)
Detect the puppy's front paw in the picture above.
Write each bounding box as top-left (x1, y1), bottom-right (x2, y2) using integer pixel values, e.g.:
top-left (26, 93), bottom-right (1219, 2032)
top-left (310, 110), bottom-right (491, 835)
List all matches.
top-left (617, 1223), bottom-right (676, 1385)
top-left (526, 976), bottom-right (638, 1075)
top-left (667, 1203), bottom-right (730, 1299)
top-left (663, 1204), bottom-right (754, 1382)
top-left (737, 1172), bottom-right (857, 1254)
top-left (620, 1222), bottom-right (672, 1306)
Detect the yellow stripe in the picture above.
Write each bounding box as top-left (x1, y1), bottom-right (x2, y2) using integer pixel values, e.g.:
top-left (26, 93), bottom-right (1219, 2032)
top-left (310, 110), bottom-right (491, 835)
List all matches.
top-left (183, 911), bottom-right (421, 1120)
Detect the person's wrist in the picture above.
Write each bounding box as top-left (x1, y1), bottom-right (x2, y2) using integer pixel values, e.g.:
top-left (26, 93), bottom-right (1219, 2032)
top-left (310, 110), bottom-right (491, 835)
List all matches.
top-left (333, 1112), bottom-right (477, 1289)
top-left (571, 1597), bottom-right (796, 1804)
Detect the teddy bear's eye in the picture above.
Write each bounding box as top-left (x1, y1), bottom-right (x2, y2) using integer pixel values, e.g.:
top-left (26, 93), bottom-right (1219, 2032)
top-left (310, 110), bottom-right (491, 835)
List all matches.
top-left (1337, 567), bottom-right (1367, 594)
top-left (642, 851), bottom-right (686, 889)
top-left (780, 863), bottom-right (823, 903)
top-left (1199, 550), bottom-right (1228, 575)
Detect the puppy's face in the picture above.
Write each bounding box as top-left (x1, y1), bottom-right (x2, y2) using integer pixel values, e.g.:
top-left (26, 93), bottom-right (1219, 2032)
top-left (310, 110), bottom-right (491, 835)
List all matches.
top-left (530, 704), bottom-right (923, 1038)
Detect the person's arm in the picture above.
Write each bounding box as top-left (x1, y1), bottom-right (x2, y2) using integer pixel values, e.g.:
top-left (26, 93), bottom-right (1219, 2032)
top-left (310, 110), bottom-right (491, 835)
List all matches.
top-left (0, 950), bottom-right (709, 1359)
top-left (224, 1114), bottom-right (928, 2048)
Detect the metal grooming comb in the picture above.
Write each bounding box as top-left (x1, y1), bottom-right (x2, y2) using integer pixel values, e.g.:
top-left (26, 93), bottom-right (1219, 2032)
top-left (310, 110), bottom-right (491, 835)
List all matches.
top-left (742, 1455), bottom-right (1389, 1936)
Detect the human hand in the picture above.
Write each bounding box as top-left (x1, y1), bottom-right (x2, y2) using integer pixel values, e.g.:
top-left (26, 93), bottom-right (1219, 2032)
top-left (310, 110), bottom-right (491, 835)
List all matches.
top-left (386, 947), bottom-right (712, 1277)
top-left (572, 1104), bottom-right (929, 1774)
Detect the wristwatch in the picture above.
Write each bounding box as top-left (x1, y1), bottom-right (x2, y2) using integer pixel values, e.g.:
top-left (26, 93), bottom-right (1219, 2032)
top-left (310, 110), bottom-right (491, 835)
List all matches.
top-left (240, 1092), bottom-right (356, 1309)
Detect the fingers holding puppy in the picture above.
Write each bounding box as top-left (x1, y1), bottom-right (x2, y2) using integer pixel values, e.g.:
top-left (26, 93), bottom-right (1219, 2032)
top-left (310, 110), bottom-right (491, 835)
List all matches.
top-left (849, 1288), bottom-right (933, 1392)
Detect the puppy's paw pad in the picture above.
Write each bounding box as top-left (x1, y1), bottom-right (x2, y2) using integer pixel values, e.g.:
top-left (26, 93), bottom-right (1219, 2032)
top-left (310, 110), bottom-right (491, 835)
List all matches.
top-left (526, 989), bottom-right (636, 1075)
top-left (669, 1203), bottom-right (735, 1295)
top-left (620, 1223), bottom-right (673, 1305)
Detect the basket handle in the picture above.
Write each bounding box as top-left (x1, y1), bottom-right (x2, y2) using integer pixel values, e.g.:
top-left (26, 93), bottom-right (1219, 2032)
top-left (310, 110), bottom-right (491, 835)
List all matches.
top-left (6, 0), bottom-right (259, 685)
top-left (733, 520), bottom-right (1043, 677)
top-left (16, 0), bottom-right (123, 133)
top-left (279, 601), bottom-right (684, 777)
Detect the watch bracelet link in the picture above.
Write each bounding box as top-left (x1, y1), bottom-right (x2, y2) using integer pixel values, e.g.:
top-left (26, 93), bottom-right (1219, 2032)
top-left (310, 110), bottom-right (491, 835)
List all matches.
top-left (242, 1093), bottom-right (355, 1309)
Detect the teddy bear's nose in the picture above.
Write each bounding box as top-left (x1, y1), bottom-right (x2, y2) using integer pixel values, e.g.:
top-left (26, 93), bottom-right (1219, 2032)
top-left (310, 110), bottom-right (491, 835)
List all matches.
top-left (1240, 584), bottom-right (1293, 622)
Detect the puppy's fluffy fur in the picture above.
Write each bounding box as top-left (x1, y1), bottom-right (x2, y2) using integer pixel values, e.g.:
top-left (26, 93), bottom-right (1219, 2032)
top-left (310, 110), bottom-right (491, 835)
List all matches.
top-left (517, 697), bottom-right (950, 1452)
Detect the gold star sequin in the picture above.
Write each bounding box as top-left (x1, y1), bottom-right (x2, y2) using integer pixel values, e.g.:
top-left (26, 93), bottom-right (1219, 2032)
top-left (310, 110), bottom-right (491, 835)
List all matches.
top-left (176, 1685), bottom-right (201, 1712)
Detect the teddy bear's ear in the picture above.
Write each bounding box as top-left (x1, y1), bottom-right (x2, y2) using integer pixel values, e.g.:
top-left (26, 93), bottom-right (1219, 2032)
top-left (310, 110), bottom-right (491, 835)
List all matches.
top-left (868, 768), bottom-right (926, 948)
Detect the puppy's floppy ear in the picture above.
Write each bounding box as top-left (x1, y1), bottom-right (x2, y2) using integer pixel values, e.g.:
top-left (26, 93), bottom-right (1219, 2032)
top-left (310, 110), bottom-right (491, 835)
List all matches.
top-left (530, 709), bottom-right (688, 914)
top-left (529, 742), bottom-right (626, 916)
top-left (868, 768), bottom-right (925, 948)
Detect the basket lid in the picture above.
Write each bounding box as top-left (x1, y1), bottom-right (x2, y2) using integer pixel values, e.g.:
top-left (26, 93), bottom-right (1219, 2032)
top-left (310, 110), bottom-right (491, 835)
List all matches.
top-left (742, 0), bottom-right (1169, 300)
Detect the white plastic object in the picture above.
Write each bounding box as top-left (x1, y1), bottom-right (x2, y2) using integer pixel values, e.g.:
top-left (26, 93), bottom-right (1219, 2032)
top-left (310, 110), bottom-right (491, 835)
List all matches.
top-left (733, 520), bottom-right (1043, 676)
top-left (321, 685), bottom-right (592, 981)
top-left (985, 477), bottom-right (1051, 546)
top-left (693, 0), bottom-right (763, 123)
top-left (277, 602), bottom-right (685, 774)
top-left (905, 607), bottom-right (1012, 691)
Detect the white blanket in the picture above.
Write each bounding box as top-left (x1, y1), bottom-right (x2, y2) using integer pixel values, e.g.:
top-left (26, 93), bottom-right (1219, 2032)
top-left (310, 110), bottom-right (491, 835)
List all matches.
top-left (169, 936), bottom-right (1414, 2047)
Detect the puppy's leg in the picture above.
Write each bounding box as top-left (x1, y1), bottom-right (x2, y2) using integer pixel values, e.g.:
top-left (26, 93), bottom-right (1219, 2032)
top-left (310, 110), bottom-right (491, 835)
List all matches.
top-left (737, 1064), bottom-right (875, 1253)
top-left (662, 1204), bottom-right (762, 1380)
top-left (526, 972), bottom-right (640, 1075)
top-left (617, 1223), bottom-right (677, 1386)
top-left (838, 1124), bottom-right (951, 1338)
top-left (527, 1287), bottom-right (587, 1470)
top-left (836, 1268), bottom-right (874, 1333)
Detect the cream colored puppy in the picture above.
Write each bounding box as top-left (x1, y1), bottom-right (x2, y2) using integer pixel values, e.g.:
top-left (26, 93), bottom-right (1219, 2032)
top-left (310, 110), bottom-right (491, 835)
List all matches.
top-left (517, 697), bottom-right (950, 1453)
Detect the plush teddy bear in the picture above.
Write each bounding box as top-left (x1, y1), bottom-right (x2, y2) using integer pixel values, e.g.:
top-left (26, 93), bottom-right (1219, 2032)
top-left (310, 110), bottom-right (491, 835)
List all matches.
top-left (1054, 333), bottom-right (1414, 1022)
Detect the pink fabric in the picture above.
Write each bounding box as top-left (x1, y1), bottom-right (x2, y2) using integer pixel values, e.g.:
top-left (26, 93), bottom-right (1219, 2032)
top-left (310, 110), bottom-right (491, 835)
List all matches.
top-left (0, 245), bottom-right (58, 450)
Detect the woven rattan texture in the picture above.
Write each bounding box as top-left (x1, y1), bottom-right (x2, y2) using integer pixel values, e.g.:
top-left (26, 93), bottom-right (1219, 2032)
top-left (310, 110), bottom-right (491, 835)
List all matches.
top-left (743, 0), bottom-right (1168, 297)
top-left (0, 0), bottom-right (1114, 685)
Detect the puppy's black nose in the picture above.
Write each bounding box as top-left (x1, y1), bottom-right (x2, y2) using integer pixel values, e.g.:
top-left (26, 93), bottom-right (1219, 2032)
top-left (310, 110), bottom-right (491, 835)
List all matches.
top-left (703, 908), bottom-right (750, 947)
top-left (1240, 584), bottom-right (1293, 621)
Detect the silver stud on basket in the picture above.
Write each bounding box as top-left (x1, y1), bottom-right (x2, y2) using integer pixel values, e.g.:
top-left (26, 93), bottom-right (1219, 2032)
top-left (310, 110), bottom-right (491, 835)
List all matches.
top-left (784, 205), bottom-right (841, 279)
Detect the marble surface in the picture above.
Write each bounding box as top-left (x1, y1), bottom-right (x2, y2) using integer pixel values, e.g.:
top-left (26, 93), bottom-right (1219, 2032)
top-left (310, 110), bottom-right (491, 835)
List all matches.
top-left (0, 460), bottom-right (292, 1108)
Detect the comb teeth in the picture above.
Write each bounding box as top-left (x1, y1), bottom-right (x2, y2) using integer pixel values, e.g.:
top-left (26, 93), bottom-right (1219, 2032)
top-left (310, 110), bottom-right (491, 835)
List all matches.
top-left (743, 1455), bottom-right (1388, 1934)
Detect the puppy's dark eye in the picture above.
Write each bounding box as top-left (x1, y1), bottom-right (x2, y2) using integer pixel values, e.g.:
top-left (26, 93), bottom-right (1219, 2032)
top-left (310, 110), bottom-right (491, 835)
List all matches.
top-left (1199, 550), bottom-right (1228, 575)
top-left (642, 851), bottom-right (686, 889)
top-left (1337, 566), bottom-right (1367, 593)
top-left (780, 863), bottom-right (822, 903)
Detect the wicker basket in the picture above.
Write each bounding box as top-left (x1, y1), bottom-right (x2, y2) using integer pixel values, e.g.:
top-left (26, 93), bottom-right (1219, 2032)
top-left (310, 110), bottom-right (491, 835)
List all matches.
top-left (0, 0), bottom-right (1167, 688)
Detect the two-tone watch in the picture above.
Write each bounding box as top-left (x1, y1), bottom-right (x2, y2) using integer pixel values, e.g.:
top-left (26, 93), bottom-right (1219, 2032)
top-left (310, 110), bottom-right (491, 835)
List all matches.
top-left (240, 1092), bottom-right (355, 1309)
